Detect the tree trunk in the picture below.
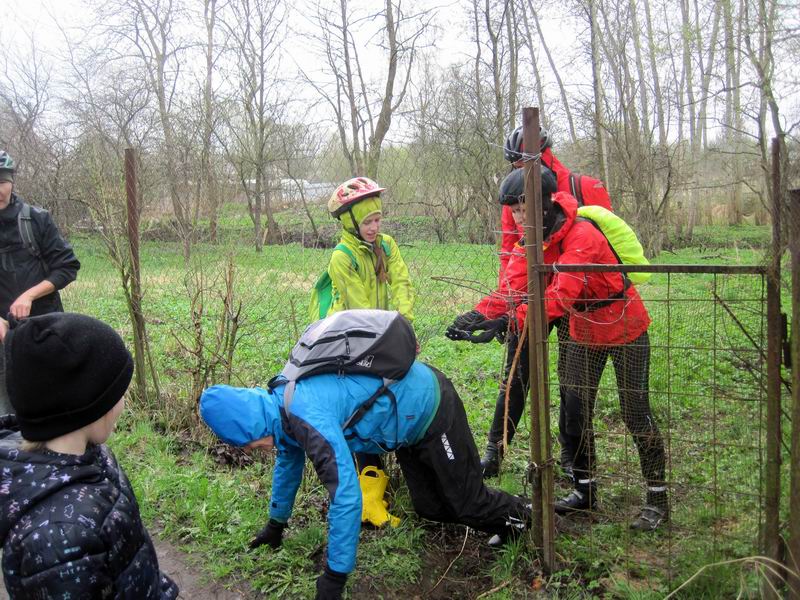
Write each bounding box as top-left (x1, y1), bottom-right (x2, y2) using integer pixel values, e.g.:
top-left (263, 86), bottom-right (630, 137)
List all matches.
top-left (642, 0), bottom-right (666, 145)
top-left (588, 0), bottom-right (609, 184)
top-left (203, 0), bottom-right (219, 243)
top-left (629, 0), bottom-right (651, 137)
top-left (526, 0), bottom-right (576, 142)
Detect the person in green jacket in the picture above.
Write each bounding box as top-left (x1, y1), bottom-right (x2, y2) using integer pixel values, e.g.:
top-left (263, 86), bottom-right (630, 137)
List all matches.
top-left (326, 177), bottom-right (415, 321)
top-left (326, 176), bottom-right (416, 529)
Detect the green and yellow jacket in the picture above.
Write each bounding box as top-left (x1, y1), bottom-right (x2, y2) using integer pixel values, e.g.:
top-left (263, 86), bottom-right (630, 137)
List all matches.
top-left (327, 229), bottom-right (415, 322)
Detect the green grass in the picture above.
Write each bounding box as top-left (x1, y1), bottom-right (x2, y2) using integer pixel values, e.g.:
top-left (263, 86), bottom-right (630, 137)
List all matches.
top-left (62, 221), bottom-right (787, 598)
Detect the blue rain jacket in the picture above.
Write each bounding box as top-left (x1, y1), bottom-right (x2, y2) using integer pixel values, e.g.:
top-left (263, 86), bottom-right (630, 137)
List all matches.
top-left (200, 361), bottom-right (440, 574)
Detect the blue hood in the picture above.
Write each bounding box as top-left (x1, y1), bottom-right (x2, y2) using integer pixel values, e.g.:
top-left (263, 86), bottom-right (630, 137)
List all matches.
top-left (199, 385), bottom-right (282, 446)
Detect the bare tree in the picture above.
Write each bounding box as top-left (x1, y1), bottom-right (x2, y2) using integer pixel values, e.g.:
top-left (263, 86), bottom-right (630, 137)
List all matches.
top-left (519, 0), bottom-right (577, 142)
top-left (306, 0), bottom-right (432, 179)
top-left (98, 0), bottom-right (199, 260)
top-left (217, 0), bottom-right (286, 250)
top-left (202, 0), bottom-right (223, 242)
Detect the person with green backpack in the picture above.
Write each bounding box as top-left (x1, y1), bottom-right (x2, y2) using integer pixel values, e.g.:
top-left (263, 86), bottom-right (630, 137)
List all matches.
top-left (310, 177), bottom-right (414, 322)
top-left (447, 166), bottom-right (668, 531)
top-left (310, 176), bottom-right (415, 529)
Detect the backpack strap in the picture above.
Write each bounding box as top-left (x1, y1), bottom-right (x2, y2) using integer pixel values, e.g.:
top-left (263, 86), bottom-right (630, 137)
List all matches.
top-left (574, 216), bottom-right (631, 290)
top-left (569, 173), bottom-right (584, 206)
top-left (17, 202), bottom-right (48, 275)
top-left (343, 379), bottom-right (396, 435)
top-left (278, 374), bottom-right (395, 434)
top-left (334, 243), bottom-right (358, 271)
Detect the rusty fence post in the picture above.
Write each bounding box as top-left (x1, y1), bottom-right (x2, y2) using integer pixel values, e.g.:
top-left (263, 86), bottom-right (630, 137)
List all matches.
top-left (125, 148), bottom-right (149, 407)
top-left (788, 187), bottom-right (800, 599)
top-left (522, 107), bottom-right (556, 573)
top-left (763, 138), bottom-right (782, 598)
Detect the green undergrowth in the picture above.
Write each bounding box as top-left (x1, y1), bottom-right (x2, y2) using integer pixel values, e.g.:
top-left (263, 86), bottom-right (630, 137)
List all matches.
top-left (65, 224), bottom-right (786, 598)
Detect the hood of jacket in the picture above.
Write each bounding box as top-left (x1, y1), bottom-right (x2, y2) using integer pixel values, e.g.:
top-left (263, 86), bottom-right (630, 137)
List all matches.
top-left (199, 384), bottom-right (284, 447)
top-left (0, 415), bottom-right (111, 542)
top-left (339, 197), bottom-right (382, 237)
top-left (544, 191), bottom-right (579, 249)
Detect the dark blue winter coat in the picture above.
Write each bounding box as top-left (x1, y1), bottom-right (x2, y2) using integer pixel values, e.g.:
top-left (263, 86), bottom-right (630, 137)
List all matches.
top-left (200, 360), bottom-right (441, 574)
top-left (0, 194), bottom-right (80, 317)
top-left (0, 416), bottom-right (178, 599)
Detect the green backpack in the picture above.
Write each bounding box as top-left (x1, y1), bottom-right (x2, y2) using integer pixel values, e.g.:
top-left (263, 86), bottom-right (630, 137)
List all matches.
top-left (576, 205), bottom-right (651, 285)
top-left (308, 240), bottom-right (392, 321)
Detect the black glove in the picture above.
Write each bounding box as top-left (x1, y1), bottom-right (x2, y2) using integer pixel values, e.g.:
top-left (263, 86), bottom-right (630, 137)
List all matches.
top-left (453, 310), bottom-right (485, 330)
top-left (315, 566), bottom-right (348, 600)
top-left (445, 310), bottom-right (486, 341)
top-left (465, 315), bottom-right (510, 344)
top-left (249, 519), bottom-right (285, 550)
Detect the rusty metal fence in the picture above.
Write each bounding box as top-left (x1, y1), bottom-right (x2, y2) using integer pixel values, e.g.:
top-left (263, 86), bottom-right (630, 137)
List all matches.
top-left (527, 264), bottom-right (775, 596)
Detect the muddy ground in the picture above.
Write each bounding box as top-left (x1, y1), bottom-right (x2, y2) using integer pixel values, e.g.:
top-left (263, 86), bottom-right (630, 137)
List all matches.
top-left (0, 535), bottom-right (251, 600)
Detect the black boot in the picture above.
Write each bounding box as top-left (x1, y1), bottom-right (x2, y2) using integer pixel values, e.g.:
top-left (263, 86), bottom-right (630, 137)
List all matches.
top-left (480, 441), bottom-right (502, 479)
top-left (631, 489), bottom-right (669, 531)
top-left (555, 484), bottom-right (597, 515)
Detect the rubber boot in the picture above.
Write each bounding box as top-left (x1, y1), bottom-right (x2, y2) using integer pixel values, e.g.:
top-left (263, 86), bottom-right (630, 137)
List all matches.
top-left (359, 466), bottom-right (400, 528)
top-left (480, 441), bottom-right (502, 479)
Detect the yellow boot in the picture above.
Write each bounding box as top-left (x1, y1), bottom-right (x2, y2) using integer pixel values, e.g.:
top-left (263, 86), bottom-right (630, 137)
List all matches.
top-left (359, 466), bottom-right (401, 528)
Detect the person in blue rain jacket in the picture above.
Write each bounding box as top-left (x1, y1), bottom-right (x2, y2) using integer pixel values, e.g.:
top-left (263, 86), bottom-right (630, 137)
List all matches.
top-left (200, 361), bottom-right (530, 600)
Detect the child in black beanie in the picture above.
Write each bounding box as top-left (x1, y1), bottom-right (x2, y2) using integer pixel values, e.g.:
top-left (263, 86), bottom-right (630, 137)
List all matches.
top-left (0, 313), bottom-right (179, 599)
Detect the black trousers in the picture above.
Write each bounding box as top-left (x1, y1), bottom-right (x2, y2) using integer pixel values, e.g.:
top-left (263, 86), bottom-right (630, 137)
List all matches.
top-left (396, 369), bottom-right (530, 535)
top-left (354, 453), bottom-right (383, 471)
top-left (488, 332), bottom-right (530, 446)
top-left (488, 318), bottom-right (572, 465)
top-left (560, 331), bottom-right (666, 493)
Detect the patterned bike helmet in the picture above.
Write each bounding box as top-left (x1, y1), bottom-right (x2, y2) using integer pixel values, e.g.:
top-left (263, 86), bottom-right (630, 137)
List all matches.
top-left (327, 177), bottom-right (385, 218)
top-left (503, 126), bottom-right (552, 164)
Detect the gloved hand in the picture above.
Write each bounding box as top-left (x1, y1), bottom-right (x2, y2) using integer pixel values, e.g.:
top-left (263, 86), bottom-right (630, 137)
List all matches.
top-left (445, 310), bottom-right (486, 342)
top-left (452, 310), bottom-right (485, 330)
top-left (459, 315), bottom-right (510, 344)
top-left (315, 566), bottom-right (348, 600)
top-left (249, 519), bottom-right (286, 550)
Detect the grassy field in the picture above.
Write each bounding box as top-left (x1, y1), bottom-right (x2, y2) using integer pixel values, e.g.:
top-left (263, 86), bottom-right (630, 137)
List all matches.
top-left (57, 223), bottom-right (786, 599)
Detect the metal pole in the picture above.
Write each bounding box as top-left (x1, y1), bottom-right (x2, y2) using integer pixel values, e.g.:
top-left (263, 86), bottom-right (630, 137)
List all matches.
top-left (763, 138), bottom-right (782, 598)
top-left (788, 187), bottom-right (800, 599)
top-left (523, 107), bottom-right (555, 572)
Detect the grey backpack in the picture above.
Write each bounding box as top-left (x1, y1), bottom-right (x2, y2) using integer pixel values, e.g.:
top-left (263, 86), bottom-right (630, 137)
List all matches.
top-left (269, 309), bottom-right (416, 430)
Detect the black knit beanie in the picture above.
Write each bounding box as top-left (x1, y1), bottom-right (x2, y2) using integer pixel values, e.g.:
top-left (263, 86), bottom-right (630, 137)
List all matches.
top-left (4, 313), bottom-right (134, 441)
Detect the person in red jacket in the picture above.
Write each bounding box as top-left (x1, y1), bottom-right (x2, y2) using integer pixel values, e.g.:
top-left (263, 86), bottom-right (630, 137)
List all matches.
top-left (501, 127), bottom-right (614, 479)
top-left (499, 126), bottom-right (613, 282)
top-left (450, 166), bottom-right (668, 531)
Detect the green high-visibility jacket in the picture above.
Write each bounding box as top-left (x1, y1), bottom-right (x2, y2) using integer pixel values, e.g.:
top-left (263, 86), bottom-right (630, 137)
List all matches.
top-left (328, 229), bottom-right (415, 322)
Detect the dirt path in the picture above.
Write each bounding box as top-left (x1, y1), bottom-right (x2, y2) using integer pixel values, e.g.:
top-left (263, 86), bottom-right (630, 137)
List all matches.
top-left (0, 536), bottom-right (255, 600)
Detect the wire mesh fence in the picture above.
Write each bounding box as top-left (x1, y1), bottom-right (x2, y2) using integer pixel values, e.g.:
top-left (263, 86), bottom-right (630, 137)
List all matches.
top-left (58, 219), bottom-right (778, 584)
top-left (47, 176), bottom-right (785, 594)
top-left (537, 268), bottom-right (773, 594)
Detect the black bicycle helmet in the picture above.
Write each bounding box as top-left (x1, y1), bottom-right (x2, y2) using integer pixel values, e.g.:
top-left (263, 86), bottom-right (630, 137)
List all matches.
top-left (503, 126), bottom-right (553, 163)
top-left (498, 166), bottom-right (557, 205)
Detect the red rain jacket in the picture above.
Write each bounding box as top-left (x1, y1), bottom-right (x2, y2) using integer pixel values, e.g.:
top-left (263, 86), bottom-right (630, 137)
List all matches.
top-left (479, 192), bottom-right (650, 346)
top-left (498, 148), bottom-right (611, 281)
